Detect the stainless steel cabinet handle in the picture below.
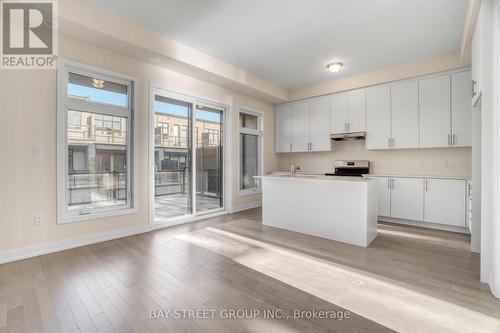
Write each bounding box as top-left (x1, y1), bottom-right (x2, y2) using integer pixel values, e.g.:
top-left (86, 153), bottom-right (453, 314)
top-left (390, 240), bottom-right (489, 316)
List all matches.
top-left (387, 178), bottom-right (390, 189)
top-left (344, 123), bottom-right (347, 132)
top-left (388, 138), bottom-right (391, 148)
top-left (425, 179), bottom-right (428, 191)
top-left (472, 80), bottom-right (477, 98)
top-left (153, 164), bottom-right (158, 175)
top-left (290, 143), bottom-right (292, 151)
top-left (448, 134), bottom-right (451, 146)
top-left (452, 134), bottom-right (456, 146)
top-left (391, 178), bottom-right (395, 189)
top-left (348, 123), bottom-right (351, 132)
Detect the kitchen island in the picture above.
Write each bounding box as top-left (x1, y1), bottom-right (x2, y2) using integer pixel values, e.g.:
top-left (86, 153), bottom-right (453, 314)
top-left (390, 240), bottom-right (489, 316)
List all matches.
top-left (256, 175), bottom-right (378, 247)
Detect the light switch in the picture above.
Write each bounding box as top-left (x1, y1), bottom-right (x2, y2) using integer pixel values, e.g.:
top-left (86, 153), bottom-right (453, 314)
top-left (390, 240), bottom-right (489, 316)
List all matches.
top-left (33, 147), bottom-right (43, 158)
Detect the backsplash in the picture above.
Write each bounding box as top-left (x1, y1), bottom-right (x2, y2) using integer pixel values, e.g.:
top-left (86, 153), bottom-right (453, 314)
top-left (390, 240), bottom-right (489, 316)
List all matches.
top-left (276, 140), bottom-right (471, 177)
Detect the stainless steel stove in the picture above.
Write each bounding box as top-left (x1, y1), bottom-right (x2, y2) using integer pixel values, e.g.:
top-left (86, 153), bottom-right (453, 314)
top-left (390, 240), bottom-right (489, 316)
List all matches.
top-left (325, 160), bottom-right (370, 177)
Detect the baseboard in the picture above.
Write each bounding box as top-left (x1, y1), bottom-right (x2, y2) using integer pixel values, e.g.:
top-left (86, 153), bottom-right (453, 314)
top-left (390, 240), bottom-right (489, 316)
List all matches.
top-left (230, 201), bottom-right (262, 213)
top-left (490, 273), bottom-right (500, 299)
top-left (0, 224), bottom-right (155, 265)
top-left (0, 210), bottom-right (231, 265)
top-left (378, 217), bottom-right (470, 234)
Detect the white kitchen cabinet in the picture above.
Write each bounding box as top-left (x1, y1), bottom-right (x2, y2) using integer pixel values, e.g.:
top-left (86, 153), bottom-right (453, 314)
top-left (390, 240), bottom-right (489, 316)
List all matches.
top-left (330, 90), bottom-right (365, 134)
top-left (346, 89), bottom-right (366, 133)
top-left (275, 104), bottom-right (292, 152)
top-left (291, 101), bottom-right (310, 152)
top-left (419, 75), bottom-right (451, 148)
top-left (366, 85), bottom-right (391, 149)
top-left (424, 179), bottom-right (467, 227)
top-left (390, 178), bottom-right (424, 221)
top-left (391, 81), bottom-right (419, 148)
top-left (451, 71), bottom-right (472, 147)
top-left (375, 177), bottom-right (391, 217)
top-left (471, 2), bottom-right (483, 106)
top-left (330, 93), bottom-right (347, 134)
top-left (309, 95), bottom-right (331, 151)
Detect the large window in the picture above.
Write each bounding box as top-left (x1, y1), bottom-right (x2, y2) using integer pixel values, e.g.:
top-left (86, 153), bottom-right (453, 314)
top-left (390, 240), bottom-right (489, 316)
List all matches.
top-left (57, 60), bottom-right (136, 223)
top-left (238, 108), bottom-right (263, 194)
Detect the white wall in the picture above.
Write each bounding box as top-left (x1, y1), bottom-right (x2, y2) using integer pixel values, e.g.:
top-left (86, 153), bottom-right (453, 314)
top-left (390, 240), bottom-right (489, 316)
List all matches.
top-left (0, 36), bottom-right (278, 256)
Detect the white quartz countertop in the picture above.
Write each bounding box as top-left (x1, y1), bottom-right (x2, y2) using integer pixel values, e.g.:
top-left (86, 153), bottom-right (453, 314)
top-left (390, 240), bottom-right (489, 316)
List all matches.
top-left (255, 175), bottom-right (374, 183)
top-left (362, 174), bottom-right (470, 181)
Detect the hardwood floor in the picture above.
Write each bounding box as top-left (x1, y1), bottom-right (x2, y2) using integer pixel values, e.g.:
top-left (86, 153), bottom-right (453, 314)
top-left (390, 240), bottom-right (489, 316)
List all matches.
top-left (1, 208), bottom-right (499, 332)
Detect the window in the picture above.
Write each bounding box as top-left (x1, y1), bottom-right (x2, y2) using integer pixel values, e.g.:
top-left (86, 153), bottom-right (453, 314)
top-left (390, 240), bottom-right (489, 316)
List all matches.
top-left (238, 108), bottom-right (263, 194)
top-left (57, 60), bottom-right (136, 223)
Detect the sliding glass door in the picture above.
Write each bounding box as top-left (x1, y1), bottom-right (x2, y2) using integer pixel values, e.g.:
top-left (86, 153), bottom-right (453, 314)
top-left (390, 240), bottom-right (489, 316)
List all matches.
top-left (195, 105), bottom-right (223, 213)
top-left (152, 90), bottom-right (224, 223)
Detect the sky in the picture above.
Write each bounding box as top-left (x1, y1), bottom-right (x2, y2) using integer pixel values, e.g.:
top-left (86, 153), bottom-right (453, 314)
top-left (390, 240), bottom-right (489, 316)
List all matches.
top-left (68, 83), bottom-right (221, 122)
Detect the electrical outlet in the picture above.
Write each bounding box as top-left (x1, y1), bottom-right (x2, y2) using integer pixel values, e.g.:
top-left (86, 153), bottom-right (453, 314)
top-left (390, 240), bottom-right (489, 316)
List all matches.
top-left (442, 160), bottom-right (449, 167)
top-left (33, 147), bottom-right (43, 158)
top-left (34, 214), bottom-right (44, 225)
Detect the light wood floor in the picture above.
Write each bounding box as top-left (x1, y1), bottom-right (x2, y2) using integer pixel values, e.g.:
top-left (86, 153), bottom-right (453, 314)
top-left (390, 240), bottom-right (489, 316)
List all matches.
top-left (1, 208), bottom-right (499, 333)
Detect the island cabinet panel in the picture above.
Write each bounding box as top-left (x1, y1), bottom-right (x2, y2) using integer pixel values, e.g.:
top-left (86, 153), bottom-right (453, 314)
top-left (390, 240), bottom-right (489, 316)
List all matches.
top-left (424, 179), bottom-right (467, 227)
top-left (366, 85), bottom-right (391, 149)
top-left (291, 101), bottom-right (310, 152)
top-left (419, 75), bottom-right (451, 148)
top-left (375, 177), bottom-right (391, 217)
top-left (275, 104), bottom-right (292, 152)
top-left (390, 178), bottom-right (424, 222)
top-left (391, 81), bottom-right (419, 148)
top-left (309, 95), bottom-right (331, 151)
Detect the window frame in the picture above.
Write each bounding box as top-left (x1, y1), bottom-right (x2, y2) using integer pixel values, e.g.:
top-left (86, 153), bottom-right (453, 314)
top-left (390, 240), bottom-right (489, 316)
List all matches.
top-left (57, 58), bottom-right (138, 224)
top-left (238, 107), bottom-right (264, 196)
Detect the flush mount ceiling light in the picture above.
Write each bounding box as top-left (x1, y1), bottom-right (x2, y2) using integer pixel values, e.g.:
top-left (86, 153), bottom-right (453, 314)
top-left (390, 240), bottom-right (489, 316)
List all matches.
top-left (327, 62), bottom-right (344, 73)
top-left (92, 78), bottom-right (104, 88)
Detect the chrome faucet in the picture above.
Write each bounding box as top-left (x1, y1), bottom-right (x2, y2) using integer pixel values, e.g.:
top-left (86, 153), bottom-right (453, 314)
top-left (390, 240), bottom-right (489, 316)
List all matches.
top-left (290, 162), bottom-right (300, 177)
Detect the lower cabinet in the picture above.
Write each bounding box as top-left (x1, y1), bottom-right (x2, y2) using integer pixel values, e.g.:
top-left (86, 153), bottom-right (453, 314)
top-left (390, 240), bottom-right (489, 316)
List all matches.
top-left (376, 177), bottom-right (391, 217)
top-left (390, 178), bottom-right (424, 221)
top-left (424, 179), bottom-right (467, 227)
top-left (371, 176), bottom-right (467, 229)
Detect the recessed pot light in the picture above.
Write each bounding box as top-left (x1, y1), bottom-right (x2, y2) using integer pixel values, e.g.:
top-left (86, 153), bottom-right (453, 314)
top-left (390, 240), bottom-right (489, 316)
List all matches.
top-left (327, 62), bottom-right (343, 73)
top-left (149, 57), bottom-right (161, 64)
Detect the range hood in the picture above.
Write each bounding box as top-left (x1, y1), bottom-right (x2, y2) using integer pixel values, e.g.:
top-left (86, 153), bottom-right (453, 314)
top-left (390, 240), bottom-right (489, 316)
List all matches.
top-left (330, 132), bottom-right (366, 141)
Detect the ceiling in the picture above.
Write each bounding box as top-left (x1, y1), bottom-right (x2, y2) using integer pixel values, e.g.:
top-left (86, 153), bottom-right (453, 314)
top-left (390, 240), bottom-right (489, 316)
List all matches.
top-left (84, 0), bottom-right (468, 90)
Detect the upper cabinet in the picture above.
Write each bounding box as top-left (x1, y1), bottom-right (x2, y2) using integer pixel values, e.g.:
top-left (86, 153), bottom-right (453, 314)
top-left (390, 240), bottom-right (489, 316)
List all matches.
top-left (391, 81), bottom-right (419, 149)
top-left (275, 104), bottom-right (292, 153)
top-left (451, 71), bottom-right (472, 147)
top-left (331, 90), bottom-right (366, 134)
top-left (276, 69), bottom-right (471, 153)
top-left (419, 72), bottom-right (472, 148)
top-left (419, 75), bottom-right (451, 148)
top-left (291, 101), bottom-right (310, 152)
top-left (309, 95), bottom-right (331, 151)
top-left (471, 2), bottom-right (483, 106)
top-left (330, 93), bottom-right (347, 134)
top-left (366, 85), bottom-right (391, 149)
top-left (366, 81), bottom-right (419, 150)
top-left (275, 96), bottom-right (331, 153)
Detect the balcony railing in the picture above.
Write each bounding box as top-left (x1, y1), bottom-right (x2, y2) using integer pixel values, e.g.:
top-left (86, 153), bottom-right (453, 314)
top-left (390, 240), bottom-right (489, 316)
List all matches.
top-left (67, 170), bottom-right (126, 207)
top-left (68, 124), bottom-right (126, 145)
top-left (154, 169), bottom-right (187, 196)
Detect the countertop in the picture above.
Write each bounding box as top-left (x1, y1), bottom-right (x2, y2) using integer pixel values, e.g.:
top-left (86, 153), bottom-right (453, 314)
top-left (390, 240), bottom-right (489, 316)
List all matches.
top-left (255, 175), bottom-right (374, 183)
top-left (362, 174), bottom-right (471, 181)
